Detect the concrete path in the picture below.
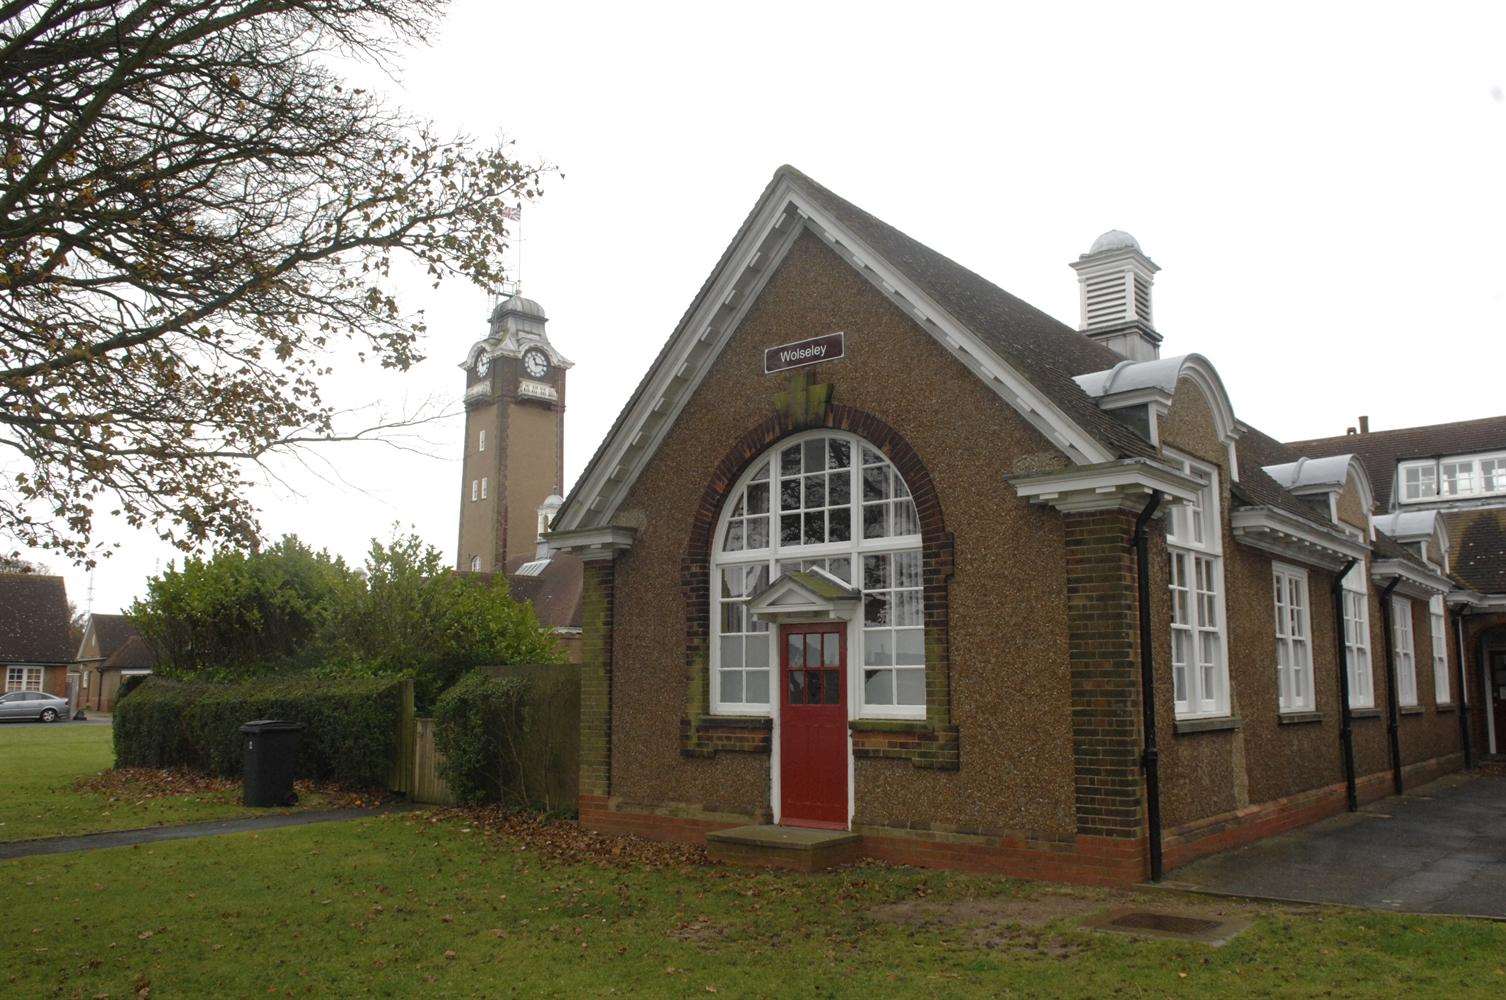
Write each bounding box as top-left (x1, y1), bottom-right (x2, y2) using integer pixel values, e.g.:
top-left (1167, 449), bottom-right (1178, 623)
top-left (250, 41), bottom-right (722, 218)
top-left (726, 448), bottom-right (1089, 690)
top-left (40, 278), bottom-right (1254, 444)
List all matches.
top-left (0, 802), bottom-right (415, 861)
top-left (1163, 770), bottom-right (1506, 918)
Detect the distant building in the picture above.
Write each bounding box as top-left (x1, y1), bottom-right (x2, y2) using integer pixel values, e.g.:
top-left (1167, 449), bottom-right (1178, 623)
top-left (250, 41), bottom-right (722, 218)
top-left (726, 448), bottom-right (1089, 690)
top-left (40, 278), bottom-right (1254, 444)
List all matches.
top-left (1288, 415), bottom-right (1506, 754)
top-left (456, 294), bottom-right (581, 658)
top-left (0, 574), bottom-right (73, 699)
top-left (74, 613), bottom-right (158, 712)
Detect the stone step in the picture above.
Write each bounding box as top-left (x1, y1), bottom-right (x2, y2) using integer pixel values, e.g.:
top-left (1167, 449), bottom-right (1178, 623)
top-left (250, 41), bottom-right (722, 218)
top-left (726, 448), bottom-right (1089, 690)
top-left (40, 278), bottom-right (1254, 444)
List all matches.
top-left (706, 824), bottom-right (862, 871)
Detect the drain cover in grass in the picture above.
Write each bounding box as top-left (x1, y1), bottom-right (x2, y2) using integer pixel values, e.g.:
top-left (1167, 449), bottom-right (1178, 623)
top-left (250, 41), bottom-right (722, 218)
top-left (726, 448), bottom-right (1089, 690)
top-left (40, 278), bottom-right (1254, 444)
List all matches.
top-left (1083, 908), bottom-right (1250, 946)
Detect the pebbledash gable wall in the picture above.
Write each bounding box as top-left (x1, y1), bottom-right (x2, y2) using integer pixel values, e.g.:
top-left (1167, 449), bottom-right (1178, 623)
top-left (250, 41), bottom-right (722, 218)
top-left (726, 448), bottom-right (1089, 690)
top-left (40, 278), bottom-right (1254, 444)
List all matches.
top-left (598, 231), bottom-right (1097, 853)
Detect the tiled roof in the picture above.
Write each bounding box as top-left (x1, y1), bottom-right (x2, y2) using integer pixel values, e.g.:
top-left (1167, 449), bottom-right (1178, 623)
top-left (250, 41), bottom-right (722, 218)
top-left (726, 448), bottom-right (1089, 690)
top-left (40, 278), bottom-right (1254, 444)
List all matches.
top-left (504, 554), bottom-right (583, 631)
top-left (1442, 508), bottom-right (1506, 594)
top-left (785, 168), bottom-right (1156, 462)
top-left (88, 613), bottom-right (140, 661)
top-left (104, 634), bottom-right (158, 671)
top-left (1286, 414), bottom-right (1506, 509)
top-left (0, 574), bottom-right (72, 664)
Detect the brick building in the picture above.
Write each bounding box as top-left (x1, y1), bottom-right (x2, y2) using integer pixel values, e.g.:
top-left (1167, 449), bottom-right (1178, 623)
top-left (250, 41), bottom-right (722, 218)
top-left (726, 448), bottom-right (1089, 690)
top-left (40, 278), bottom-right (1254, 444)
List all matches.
top-left (546, 167), bottom-right (1493, 882)
top-left (0, 573), bottom-right (73, 700)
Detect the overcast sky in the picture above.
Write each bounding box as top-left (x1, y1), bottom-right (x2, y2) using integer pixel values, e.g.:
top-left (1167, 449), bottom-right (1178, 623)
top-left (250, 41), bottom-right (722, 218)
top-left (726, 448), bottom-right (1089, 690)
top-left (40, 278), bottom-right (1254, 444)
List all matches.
top-left (25, 1), bottom-right (1506, 615)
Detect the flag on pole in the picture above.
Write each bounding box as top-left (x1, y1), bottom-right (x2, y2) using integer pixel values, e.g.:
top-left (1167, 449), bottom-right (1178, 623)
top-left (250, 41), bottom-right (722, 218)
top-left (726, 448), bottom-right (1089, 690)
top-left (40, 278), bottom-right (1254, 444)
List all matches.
top-left (501, 204), bottom-right (521, 221)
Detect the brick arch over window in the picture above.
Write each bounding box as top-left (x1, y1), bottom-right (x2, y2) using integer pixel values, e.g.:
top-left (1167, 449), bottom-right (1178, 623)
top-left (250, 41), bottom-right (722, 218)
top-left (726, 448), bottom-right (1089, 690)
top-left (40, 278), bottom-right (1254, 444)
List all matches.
top-left (679, 404), bottom-right (959, 768)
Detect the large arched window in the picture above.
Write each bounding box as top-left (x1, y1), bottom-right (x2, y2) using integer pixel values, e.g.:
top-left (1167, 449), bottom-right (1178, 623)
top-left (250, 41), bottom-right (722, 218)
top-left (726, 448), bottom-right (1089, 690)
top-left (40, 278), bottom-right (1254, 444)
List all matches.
top-left (711, 430), bottom-right (924, 718)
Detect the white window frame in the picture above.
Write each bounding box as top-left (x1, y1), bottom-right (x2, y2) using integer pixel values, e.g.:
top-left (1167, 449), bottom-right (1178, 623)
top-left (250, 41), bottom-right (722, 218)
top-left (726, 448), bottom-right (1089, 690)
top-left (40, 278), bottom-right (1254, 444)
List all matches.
top-left (5, 666), bottom-right (42, 692)
top-left (478, 429), bottom-right (486, 453)
top-left (1400, 451), bottom-right (1506, 503)
top-left (1273, 563), bottom-right (1314, 714)
top-left (710, 430), bottom-right (924, 720)
top-left (1391, 595), bottom-right (1417, 707)
top-left (1429, 595), bottom-right (1449, 704)
top-left (1341, 564), bottom-right (1374, 708)
top-left (470, 480), bottom-right (478, 502)
top-left (469, 555), bottom-right (481, 572)
top-left (480, 477), bottom-right (488, 500)
top-left (1164, 452), bottom-right (1230, 720)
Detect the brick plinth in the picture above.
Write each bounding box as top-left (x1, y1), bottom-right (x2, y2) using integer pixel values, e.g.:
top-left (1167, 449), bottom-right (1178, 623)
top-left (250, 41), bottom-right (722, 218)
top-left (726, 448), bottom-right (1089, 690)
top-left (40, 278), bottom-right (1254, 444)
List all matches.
top-left (1062, 508), bottom-right (1146, 843)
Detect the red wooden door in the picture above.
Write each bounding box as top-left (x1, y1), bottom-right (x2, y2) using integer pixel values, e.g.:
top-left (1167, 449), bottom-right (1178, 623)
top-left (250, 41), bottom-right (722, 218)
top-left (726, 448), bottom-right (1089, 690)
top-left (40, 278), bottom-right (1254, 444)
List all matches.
top-left (779, 623), bottom-right (848, 829)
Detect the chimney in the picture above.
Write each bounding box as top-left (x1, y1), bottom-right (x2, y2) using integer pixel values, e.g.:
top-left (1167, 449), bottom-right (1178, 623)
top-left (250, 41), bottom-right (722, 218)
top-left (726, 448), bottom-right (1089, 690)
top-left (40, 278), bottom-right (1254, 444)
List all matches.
top-left (1358, 415), bottom-right (1370, 435)
top-left (1069, 231), bottom-right (1162, 361)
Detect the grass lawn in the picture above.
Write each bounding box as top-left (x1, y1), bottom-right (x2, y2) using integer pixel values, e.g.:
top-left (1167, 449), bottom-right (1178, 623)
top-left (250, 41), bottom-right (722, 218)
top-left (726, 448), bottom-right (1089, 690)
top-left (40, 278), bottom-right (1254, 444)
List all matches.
top-left (3, 810), bottom-right (1503, 998)
top-left (0, 722), bottom-right (345, 843)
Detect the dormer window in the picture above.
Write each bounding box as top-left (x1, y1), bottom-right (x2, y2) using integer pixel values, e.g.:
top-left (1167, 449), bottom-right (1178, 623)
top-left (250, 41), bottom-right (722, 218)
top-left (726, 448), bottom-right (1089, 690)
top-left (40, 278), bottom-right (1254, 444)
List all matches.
top-left (1400, 452), bottom-right (1506, 502)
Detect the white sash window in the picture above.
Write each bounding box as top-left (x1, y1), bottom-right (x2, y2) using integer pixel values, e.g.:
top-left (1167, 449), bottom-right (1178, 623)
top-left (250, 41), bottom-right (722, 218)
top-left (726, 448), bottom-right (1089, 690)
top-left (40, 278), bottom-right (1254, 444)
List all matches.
top-left (1273, 564), bottom-right (1314, 713)
top-left (1342, 563), bottom-right (1373, 709)
top-left (1165, 454), bottom-right (1228, 719)
top-left (1430, 595), bottom-right (1449, 703)
top-left (1392, 596), bottom-right (1417, 707)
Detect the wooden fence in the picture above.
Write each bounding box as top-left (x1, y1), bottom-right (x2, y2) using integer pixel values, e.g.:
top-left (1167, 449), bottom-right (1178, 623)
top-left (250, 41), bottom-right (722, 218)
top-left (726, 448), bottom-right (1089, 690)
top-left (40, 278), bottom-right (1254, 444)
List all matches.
top-left (411, 717), bottom-right (456, 804)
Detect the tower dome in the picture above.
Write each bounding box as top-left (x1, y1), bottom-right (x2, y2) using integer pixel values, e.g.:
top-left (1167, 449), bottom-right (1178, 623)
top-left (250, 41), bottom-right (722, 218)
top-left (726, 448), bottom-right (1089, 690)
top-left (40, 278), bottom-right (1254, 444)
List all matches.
top-left (489, 294), bottom-right (547, 323)
top-left (1087, 230), bottom-right (1142, 256)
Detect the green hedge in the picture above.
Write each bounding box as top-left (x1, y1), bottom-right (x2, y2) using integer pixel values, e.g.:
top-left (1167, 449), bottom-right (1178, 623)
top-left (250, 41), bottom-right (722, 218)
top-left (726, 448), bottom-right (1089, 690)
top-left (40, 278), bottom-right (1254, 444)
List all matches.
top-left (433, 664), bottom-right (579, 810)
top-left (113, 675), bottom-right (406, 787)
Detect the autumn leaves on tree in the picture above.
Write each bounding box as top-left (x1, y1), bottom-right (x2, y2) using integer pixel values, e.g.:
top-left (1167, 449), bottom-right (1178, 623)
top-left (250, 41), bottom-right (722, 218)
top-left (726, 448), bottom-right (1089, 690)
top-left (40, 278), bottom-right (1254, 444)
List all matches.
top-left (0, 1), bottom-right (542, 563)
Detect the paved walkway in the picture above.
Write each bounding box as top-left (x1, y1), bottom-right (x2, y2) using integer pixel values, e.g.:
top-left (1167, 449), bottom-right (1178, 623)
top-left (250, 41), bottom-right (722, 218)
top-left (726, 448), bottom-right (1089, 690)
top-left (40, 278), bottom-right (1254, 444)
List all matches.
top-left (1163, 770), bottom-right (1506, 918)
top-left (0, 802), bottom-right (414, 861)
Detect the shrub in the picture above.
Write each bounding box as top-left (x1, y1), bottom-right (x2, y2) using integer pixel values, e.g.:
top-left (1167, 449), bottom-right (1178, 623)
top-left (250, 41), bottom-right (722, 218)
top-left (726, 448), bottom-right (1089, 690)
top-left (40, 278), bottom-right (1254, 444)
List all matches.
top-left (114, 674), bottom-right (406, 787)
top-left (432, 670), bottom-right (526, 804)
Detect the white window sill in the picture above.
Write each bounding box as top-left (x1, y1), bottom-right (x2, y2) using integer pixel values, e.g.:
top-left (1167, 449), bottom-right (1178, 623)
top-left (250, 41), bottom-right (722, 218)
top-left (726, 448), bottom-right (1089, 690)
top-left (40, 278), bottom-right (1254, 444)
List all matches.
top-left (1173, 716), bottom-right (1242, 735)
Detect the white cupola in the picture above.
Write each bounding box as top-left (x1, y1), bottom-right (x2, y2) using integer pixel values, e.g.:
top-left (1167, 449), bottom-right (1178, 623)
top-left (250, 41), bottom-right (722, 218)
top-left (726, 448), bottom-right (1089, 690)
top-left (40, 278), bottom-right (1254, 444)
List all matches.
top-left (1068, 230), bottom-right (1162, 361)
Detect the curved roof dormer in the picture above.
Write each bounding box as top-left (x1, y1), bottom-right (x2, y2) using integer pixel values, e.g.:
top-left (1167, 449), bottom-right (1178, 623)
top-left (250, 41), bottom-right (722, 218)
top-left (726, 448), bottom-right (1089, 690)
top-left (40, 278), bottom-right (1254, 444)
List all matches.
top-left (1262, 453), bottom-right (1377, 529)
top-left (1074, 353), bottom-right (1240, 449)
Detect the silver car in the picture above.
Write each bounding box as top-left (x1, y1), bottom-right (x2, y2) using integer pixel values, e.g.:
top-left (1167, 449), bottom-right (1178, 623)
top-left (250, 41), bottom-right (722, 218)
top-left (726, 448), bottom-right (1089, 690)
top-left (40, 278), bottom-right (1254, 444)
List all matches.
top-left (0, 690), bottom-right (68, 723)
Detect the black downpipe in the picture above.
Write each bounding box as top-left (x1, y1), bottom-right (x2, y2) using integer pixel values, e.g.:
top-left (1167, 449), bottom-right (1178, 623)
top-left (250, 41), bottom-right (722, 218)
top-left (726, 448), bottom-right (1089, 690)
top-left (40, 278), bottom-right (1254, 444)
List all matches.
top-left (1132, 492), bottom-right (1164, 883)
top-left (1452, 608), bottom-right (1473, 770)
top-left (1330, 559), bottom-right (1358, 812)
top-left (1378, 577), bottom-right (1404, 795)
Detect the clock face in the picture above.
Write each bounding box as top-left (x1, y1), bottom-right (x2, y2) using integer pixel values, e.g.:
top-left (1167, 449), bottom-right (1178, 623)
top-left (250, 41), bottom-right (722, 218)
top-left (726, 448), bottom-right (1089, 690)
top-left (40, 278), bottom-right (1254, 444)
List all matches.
top-left (475, 354), bottom-right (490, 378)
top-left (523, 349), bottom-right (549, 379)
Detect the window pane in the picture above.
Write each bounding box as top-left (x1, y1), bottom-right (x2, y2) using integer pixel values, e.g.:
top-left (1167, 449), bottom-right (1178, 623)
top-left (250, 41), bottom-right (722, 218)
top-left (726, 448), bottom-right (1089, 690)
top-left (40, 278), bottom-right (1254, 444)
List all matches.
top-left (863, 503), bottom-right (887, 539)
top-left (781, 479), bottom-right (801, 510)
top-left (864, 668), bottom-right (894, 705)
top-left (865, 593), bottom-right (889, 626)
top-left (747, 517), bottom-right (769, 549)
top-left (745, 668), bottom-right (769, 704)
top-left (803, 438), bottom-right (826, 472)
top-left (787, 669), bottom-right (805, 704)
top-left (865, 628), bottom-right (893, 665)
top-left (806, 634), bottom-right (822, 667)
top-left (829, 507), bottom-right (851, 542)
top-left (862, 465), bottom-right (889, 501)
top-left (822, 632), bottom-right (839, 665)
top-left (895, 668), bottom-right (925, 705)
top-left (828, 470), bottom-right (850, 505)
top-left (787, 632), bottom-right (804, 669)
top-left (864, 554), bottom-right (889, 590)
top-left (828, 439), bottom-right (850, 468)
top-left (894, 591), bottom-right (921, 627)
top-left (722, 669), bottom-right (744, 704)
top-left (746, 633), bottom-right (769, 670)
top-left (894, 551), bottom-right (921, 589)
top-left (780, 514), bottom-right (800, 544)
top-left (747, 481), bottom-right (769, 515)
top-left (893, 500), bottom-right (919, 536)
top-left (724, 521), bottom-right (744, 551)
top-left (822, 670), bottom-right (840, 704)
top-left (720, 635), bottom-right (743, 670)
top-left (896, 629), bottom-right (924, 665)
top-left (781, 446), bottom-right (801, 476)
top-left (804, 475), bottom-right (826, 508)
top-left (803, 512), bottom-right (825, 544)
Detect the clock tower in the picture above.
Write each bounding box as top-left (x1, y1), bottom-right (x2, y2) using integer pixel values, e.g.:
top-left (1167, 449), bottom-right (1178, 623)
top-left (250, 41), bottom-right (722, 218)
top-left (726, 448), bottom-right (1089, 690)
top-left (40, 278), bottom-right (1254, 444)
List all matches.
top-left (456, 294), bottom-right (572, 572)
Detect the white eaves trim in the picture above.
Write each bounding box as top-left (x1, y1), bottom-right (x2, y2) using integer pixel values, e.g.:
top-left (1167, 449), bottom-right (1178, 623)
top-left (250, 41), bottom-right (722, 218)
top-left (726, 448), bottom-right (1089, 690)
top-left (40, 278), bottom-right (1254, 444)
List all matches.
top-left (1230, 506), bottom-right (1370, 572)
top-left (553, 176), bottom-right (1116, 534)
top-left (543, 526), bottom-right (637, 562)
top-left (1449, 589), bottom-right (1506, 610)
top-left (1008, 458), bottom-right (1203, 513)
top-left (1371, 558), bottom-right (1453, 600)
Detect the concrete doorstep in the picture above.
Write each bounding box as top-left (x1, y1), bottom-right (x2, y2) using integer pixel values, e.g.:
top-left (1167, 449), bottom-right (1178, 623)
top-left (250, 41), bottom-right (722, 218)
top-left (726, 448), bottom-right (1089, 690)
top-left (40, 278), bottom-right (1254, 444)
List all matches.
top-left (706, 824), bottom-right (863, 871)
